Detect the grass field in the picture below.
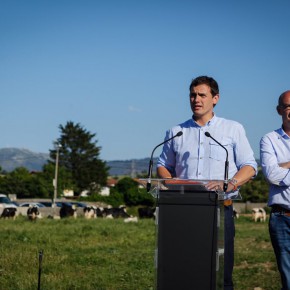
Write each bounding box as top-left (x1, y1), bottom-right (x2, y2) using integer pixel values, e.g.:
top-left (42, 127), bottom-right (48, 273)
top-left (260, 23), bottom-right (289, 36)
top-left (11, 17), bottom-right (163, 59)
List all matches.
top-left (0, 214), bottom-right (281, 290)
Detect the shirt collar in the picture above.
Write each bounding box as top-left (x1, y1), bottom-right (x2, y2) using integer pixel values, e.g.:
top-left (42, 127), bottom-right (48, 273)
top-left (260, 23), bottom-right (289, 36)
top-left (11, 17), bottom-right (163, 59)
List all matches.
top-left (191, 113), bottom-right (217, 128)
top-left (277, 127), bottom-right (290, 140)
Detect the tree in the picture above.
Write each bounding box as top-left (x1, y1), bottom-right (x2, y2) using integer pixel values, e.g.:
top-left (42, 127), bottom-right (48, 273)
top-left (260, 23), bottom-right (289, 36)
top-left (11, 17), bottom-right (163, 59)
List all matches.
top-left (50, 121), bottom-right (109, 195)
top-left (239, 168), bottom-right (270, 202)
top-left (35, 163), bottom-right (74, 199)
top-left (0, 167), bottom-right (33, 198)
top-left (115, 177), bottom-right (138, 193)
top-left (114, 177), bottom-right (155, 206)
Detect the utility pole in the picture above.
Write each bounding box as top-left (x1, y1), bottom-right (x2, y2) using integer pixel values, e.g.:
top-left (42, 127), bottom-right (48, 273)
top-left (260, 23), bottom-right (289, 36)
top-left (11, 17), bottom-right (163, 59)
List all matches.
top-left (131, 159), bottom-right (136, 178)
top-left (53, 143), bottom-right (61, 208)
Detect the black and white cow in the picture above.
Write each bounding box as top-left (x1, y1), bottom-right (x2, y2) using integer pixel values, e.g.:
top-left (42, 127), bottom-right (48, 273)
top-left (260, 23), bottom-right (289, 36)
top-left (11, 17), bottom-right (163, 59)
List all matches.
top-left (96, 207), bottom-right (104, 217)
top-left (83, 206), bottom-right (97, 219)
top-left (1, 207), bottom-right (17, 220)
top-left (60, 203), bottom-right (77, 219)
top-left (27, 205), bottom-right (42, 221)
top-left (252, 208), bottom-right (266, 222)
top-left (99, 205), bottom-right (138, 222)
top-left (102, 206), bottom-right (131, 219)
top-left (138, 206), bottom-right (156, 219)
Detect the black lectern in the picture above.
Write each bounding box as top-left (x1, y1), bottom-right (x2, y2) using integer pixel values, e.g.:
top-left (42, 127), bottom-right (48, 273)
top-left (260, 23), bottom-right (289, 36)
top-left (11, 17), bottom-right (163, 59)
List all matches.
top-left (139, 179), bottom-right (229, 290)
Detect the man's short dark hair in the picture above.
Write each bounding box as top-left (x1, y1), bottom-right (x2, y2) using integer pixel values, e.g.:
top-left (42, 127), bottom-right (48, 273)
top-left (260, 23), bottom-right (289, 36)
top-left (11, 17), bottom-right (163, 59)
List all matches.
top-left (189, 76), bottom-right (219, 96)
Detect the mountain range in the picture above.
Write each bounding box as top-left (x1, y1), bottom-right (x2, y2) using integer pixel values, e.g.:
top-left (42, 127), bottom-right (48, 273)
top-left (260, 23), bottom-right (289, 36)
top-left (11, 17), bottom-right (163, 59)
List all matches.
top-left (0, 148), bottom-right (260, 177)
top-left (0, 148), bottom-right (153, 176)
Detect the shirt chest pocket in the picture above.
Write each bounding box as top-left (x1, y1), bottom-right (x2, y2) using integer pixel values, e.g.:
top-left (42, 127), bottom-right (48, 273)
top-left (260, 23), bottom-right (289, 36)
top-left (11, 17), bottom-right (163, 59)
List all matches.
top-left (209, 137), bottom-right (232, 161)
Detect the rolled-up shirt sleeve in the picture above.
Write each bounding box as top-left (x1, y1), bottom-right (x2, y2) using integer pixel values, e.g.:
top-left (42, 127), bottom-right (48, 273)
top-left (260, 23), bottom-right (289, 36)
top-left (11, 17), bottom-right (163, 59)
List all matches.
top-left (157, 130), bottom-right (177, 176)
top-left (234, 123), bottom-right (257, 173)
top-left (260, 133), bottom-right (290, 186)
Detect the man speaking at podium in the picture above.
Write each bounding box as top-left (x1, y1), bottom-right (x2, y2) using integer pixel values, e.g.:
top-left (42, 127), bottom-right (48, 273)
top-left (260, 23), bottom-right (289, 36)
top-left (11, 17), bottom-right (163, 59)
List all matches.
top-left (157, 75), bottom-right (257, 290)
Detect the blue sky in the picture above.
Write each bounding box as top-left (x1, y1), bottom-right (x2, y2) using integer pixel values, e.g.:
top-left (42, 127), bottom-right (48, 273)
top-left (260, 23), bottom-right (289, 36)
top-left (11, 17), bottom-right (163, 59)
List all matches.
top-left (0, 0), bottom-right (289, 161)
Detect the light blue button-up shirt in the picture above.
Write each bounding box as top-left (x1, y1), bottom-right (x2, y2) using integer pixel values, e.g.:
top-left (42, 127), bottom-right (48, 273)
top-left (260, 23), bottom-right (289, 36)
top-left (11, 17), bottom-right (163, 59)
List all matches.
top-left (260, 127), bottom-right (290, 210)
top-left (157, 115), bottom-right (257, 181)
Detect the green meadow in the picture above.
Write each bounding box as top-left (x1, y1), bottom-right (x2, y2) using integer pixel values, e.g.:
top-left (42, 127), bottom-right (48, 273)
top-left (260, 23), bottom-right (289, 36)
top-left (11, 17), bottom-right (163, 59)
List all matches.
top-left (0, 215), bottom-right (280, 290)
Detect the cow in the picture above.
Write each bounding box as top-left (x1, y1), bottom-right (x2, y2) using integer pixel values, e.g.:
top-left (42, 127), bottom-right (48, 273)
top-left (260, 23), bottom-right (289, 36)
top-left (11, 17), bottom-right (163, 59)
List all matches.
top-left (138, 206), bottom-right (156, 219)
top-left (102, 206), bottom-right (131, 219)
top-left (83, 206), bottom-right (97, 219)
top-left (83, 206), bottom-right (105, 218)
top-left (93, 205), bottom-right (138, 222)
top-left (1, 207), bottom-right (17, 220)
top-left (60, 203), bottom-right (77, 219)
top-left (233, 208), bottom-right (239, 219)
top-left (27, 205), bottom-right (42, 221)
top-left (96, 207), bottom-right (104, 217)
top-left (252, 208), bottom-right (266, 222)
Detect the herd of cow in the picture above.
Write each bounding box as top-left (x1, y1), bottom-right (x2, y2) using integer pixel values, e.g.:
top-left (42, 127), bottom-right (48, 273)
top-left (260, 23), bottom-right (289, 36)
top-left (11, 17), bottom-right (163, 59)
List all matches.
top-left (0, 203), bottom-right (157, 222)
top-left (0, 204), bottom-right (267, 223)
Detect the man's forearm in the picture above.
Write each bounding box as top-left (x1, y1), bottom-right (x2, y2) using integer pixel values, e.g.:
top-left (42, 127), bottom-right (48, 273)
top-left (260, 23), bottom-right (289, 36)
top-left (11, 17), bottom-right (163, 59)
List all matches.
top-left (279, 161), bottom-right (290, 169)
top-left (157, 166), bottom-right (172, 178)
top-left (231, 165), bottom-right (256, 186)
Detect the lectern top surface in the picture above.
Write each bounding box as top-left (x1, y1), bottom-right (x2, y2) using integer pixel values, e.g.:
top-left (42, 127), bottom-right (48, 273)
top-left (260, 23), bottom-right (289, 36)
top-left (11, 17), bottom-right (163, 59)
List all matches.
top-left (138, 178), bottom-right (242, 200)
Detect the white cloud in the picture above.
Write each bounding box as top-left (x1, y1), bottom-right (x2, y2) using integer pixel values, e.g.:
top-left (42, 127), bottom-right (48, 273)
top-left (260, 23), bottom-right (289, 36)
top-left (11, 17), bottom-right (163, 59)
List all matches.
top-left (128, 106), bottom-right (141, 112)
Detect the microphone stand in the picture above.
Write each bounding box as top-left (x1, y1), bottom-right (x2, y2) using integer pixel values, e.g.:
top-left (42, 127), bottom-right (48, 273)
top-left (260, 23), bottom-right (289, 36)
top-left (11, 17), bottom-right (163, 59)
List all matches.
top-left (205, 132), bottom-right (229, 192)
top-left (146, 131), bottom-right (183, 192)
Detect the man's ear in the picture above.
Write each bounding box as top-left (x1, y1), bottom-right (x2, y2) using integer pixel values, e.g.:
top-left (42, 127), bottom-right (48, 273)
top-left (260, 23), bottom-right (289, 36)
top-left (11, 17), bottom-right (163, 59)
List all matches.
top-left (213, 94), bottom-right (219, 105)
top-left (277, 105), bottom-right (282, 115)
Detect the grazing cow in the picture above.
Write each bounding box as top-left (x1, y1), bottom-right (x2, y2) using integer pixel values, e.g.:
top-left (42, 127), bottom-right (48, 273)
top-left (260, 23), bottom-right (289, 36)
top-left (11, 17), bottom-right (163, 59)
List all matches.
top-left (60, 203), bottom-right (77, 219)
top-left (99, 205), bottom-right (133, 219)
top-left (93, 205), bottom-right (138, 222)
top-left (233, 208), bottom-right (239, 219)
top-left (102, 206), bottom-right (131, 219)
top-left (27, 205), bottom-right (42, 221)
top-left (83, 206), bottom-right (97, 219)
top-left (1, 207), bottom-right (17, 220)
top-left (96, 207), bottom-right (104, 217)
top-left (252, 208), bottom-right (266, 222)
top-left (138, 206), bottom-right (156, 219)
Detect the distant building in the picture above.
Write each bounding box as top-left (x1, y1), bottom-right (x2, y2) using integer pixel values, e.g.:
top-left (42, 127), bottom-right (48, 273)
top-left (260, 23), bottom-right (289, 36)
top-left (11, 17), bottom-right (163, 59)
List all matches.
top-left (107, 178), bottom-right (118, 187)
top-left (63, 189), bottom-right (74, 197)
top-left (80, 190), bottom-right (89, 197)
top-left (98, 178), bottom-right (118, 196)
top-left (99, 187), bottom-right (110, 196)
top-left (64, 178), bottom-right (119, 197)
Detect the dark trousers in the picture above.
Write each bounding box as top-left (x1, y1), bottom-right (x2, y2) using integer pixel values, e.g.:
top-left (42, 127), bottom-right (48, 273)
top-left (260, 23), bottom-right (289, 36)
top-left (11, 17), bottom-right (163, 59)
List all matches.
top-left (269, 212), bottom-right (290, 290)
top-left (224, 204), bottom-right (235, 290)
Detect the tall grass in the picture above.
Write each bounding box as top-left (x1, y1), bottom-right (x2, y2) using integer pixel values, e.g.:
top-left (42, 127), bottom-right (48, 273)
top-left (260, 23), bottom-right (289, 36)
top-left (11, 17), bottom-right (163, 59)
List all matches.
top-left (0, 215), bottom-right (280, 290)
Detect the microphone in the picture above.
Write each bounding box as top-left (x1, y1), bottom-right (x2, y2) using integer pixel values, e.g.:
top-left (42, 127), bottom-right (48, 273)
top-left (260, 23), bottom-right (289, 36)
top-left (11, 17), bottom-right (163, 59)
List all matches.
top-left (204, 131), bottom-right (229, 192)
top-left (146, 131), bottom-right (183, 192)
